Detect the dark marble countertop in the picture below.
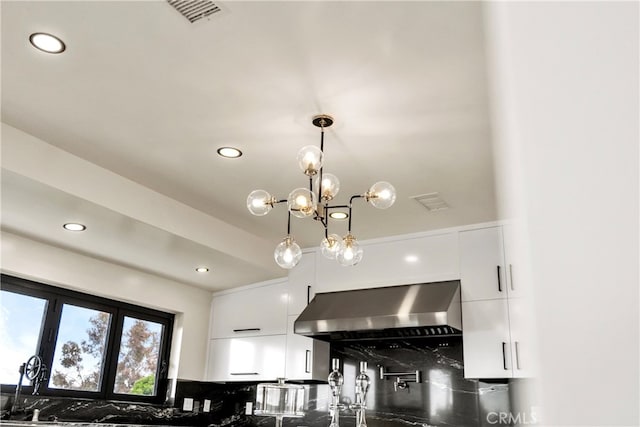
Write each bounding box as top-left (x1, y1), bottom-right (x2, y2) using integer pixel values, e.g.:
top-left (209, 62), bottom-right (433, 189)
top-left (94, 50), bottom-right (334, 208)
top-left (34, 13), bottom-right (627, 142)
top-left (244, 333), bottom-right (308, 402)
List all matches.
top-left (0, 422), bottom-right (192, 427)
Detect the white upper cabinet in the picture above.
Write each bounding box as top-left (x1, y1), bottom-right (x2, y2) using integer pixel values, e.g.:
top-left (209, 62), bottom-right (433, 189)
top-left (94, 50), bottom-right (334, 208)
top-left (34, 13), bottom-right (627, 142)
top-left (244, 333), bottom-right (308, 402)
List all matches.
top-left (287, 252), bottom-right (316, 316)
top-left (502, 223), bottom-right (530, 299)
top-left (315, 232), bottom-right (459, 293)
top-left (284, 315), bottom-right (329, 381)
top-left (460, 224), bottom-right (536, 379)
top-left (459, 226), bottom-right (507, 301)
top-left (209, 279), bottom-right (288, 339)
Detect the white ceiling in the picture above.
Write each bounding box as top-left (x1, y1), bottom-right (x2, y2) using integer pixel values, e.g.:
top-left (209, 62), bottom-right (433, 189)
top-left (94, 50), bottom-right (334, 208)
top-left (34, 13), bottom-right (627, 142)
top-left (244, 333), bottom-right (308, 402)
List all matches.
top-left (0, 0), bottom-right (498, 292)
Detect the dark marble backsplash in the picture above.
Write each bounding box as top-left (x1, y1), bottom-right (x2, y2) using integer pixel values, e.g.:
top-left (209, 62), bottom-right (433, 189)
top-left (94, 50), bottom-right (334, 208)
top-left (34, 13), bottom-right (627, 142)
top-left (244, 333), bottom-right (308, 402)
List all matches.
top-left (176, 337), bottom-right (511, 426)
top-left (1, 337), bottom-right (511, 426)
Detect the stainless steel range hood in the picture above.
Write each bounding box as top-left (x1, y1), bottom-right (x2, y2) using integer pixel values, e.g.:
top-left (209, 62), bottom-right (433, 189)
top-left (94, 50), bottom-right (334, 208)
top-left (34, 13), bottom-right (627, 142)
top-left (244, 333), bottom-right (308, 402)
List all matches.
top-left (294, 280), bottom-right (462, 341)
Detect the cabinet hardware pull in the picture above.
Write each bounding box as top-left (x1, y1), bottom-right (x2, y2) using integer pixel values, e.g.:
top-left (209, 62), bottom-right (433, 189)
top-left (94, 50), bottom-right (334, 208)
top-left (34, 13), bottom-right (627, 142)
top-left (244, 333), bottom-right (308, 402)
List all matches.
top-left (515, 341), bottom-right (521, 370)
top-left (497, 266), bottom-right (503, 292)
top-left (233, 328), bottom-right (261, 333)
top-left (509, 264), bottom-right (515, 291)
top-left (502, 342), bottom-right (508, 370)
top-left (230, 372), bottom-right (259, 375)
top-left (307, 285), bottom-right (311, 305)
top-left (305, 350), bottom-right (311, 373)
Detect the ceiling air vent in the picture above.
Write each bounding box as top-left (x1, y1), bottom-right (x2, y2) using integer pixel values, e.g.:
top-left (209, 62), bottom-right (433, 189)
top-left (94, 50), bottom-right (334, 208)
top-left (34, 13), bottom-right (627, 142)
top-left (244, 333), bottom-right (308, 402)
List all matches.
top-left (167, 0), bottom-right (222, 24)
top-left (411, 192), bottom-right (450, 212)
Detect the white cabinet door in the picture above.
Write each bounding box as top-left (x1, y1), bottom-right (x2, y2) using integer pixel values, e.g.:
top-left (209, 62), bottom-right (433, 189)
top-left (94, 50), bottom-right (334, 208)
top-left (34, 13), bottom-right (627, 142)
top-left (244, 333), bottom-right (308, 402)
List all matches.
top-left (287, 252), bottom-right (316, 316)
top-left (210, 280), bottom-right (288, 338)
top-left (284, 315), bottom-right (329, 381)
top-left (462, 299), bottom-right (513, 378)
top-left (507, 297), bottom-right (536, 378)
top-left (502, 223), bottom-right (530, 299)
top-left (459, 227), bottom-right (507, 301)
top-left (207, 335), bottom-right (286, 382)
top-left (315, 232), bottom-right (459, 293)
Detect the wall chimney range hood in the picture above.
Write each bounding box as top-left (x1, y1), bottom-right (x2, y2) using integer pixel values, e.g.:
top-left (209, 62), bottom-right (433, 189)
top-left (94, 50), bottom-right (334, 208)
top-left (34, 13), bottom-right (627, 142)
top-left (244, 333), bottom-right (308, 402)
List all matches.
top-left (294, 281), bottom-right (462, 341)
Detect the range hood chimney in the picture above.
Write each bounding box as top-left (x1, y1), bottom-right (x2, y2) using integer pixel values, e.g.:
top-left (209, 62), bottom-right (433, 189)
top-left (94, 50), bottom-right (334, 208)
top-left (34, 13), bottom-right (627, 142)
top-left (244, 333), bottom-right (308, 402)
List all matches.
top-left (294, 280), bottom-right (462, 341)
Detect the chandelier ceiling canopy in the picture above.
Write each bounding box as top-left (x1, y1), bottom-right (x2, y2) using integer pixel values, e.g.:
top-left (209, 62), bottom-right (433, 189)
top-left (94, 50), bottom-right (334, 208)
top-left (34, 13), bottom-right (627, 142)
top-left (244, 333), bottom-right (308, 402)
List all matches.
top-left (247, 114), bottom-right (396, 269)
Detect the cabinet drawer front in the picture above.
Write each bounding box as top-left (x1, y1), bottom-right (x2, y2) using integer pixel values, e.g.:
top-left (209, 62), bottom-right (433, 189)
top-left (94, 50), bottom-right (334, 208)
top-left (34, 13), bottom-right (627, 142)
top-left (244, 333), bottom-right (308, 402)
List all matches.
top-left (210, 280), bottom-right (288, 338)
top-left (207, 335), bottom-right (286, 381)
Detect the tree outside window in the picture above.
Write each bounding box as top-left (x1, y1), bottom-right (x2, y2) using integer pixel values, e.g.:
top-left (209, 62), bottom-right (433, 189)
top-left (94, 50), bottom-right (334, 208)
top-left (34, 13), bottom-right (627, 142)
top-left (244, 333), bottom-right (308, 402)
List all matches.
top-left (114, 317), bottom-right (163, 396)
top-left (49, 306), bottom-right (110, 391)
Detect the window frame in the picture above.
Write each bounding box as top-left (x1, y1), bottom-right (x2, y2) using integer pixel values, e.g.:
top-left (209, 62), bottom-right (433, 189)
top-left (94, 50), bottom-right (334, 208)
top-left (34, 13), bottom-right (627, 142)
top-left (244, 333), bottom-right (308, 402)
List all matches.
top-left (0, 274), bottom-right (173, 404)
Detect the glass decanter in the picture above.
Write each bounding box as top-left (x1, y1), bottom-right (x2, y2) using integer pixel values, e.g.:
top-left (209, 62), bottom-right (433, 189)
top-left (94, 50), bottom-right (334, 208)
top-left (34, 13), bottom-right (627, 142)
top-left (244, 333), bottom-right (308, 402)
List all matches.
top-left (353, 361), bottom-right (370, 427)
top-left (328, 358), bottom-right (344, 427)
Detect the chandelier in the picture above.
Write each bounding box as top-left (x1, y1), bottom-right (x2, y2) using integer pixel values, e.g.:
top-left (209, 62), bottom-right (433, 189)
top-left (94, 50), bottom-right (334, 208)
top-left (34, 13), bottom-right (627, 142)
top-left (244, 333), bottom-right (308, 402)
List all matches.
top-left (246, 114), bottom-right (396, 269)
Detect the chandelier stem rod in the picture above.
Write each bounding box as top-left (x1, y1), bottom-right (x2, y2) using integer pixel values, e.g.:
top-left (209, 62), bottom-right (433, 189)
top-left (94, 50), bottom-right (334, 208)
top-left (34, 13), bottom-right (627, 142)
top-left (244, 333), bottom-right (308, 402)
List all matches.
top-left (318, 127), bottom-right (325, 203)
top-left (348, 195), bottom-right (364, 233)
top-left (287, 211), bottom-right (292, 236)
top-left (323, 205), bottom-right (329, 236)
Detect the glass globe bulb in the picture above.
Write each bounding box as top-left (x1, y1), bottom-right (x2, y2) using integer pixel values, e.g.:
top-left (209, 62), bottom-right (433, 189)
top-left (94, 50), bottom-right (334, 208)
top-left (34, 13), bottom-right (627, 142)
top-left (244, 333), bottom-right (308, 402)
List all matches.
top-left (366, 181), bottom-right (397, 209)
top-left (274, 236), bottom-right (302, 269)
top-left (297, 145), bottom-right (324, 176)
top-left (247, 189), bottom-right (274, 216)
top-left (320, 233), bottom-right (341, 260)
top-left (337, 234), bottom-right (364, 267)
top-left (287, 188), bottom-right (317, 218)
top-left (315, 173), bottom-right (340, 202)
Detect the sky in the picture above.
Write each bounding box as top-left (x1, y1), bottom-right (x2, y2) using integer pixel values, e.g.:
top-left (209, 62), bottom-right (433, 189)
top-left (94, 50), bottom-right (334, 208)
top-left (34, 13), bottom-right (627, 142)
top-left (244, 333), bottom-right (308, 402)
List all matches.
top-left (0, 290), bottom-right (47, 385)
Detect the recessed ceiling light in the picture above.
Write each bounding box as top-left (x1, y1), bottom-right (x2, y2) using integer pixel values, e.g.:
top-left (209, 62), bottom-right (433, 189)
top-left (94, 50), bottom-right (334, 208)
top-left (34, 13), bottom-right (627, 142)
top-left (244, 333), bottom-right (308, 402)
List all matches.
top-left (195, 267), bottom-right (209, 273)
top-left (29, 33), bottom-right (66, 54)
top-left (217, 147), bottom-right (242, 158)
top-left (329, 212), bottom-right (348, 220)
top-left (404, 255), bottom-right (419, 263)
top-left (63, 223), bottom-right (86, 231)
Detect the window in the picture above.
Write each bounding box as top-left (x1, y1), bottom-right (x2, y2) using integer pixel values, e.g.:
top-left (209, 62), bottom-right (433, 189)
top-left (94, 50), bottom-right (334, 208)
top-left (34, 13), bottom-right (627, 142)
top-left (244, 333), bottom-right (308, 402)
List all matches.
top-left (114, 316), bottom-right (164, 396)
top-left (0, 274), bottom-right (173, 404)
top-left (49, 304), bottom-right (111, 392)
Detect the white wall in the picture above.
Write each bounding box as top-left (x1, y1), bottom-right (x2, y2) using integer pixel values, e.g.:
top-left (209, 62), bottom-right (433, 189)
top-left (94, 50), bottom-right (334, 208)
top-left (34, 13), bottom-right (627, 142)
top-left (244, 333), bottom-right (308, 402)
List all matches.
top-left (484, 1), bottom-right (639, 425)
top-left (1, 231), bottom-right (212, 382)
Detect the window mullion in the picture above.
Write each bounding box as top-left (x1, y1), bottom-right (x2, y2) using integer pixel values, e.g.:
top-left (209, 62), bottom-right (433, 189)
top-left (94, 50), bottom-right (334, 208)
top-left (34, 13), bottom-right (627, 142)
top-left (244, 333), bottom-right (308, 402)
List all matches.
top-left (103, 308), bottom-right (124, 401)
top-left (39, 296), bottom-right (63, 395)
